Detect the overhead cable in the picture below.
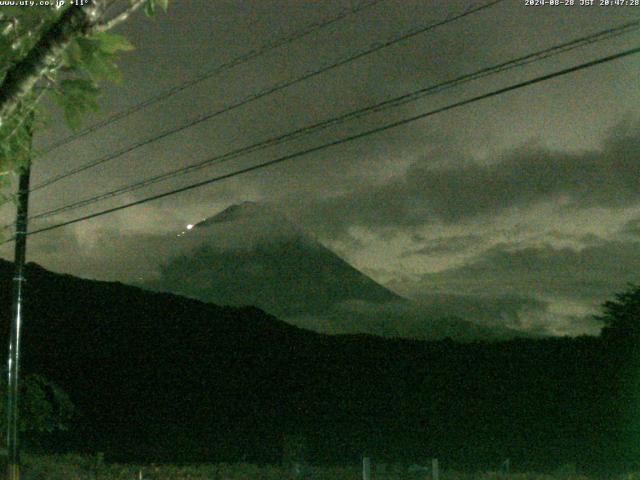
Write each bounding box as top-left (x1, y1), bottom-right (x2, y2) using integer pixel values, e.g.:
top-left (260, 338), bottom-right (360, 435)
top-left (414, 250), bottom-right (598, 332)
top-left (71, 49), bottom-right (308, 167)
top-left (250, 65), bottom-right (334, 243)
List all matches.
top-left (5, 45), bottom-right (637, 243)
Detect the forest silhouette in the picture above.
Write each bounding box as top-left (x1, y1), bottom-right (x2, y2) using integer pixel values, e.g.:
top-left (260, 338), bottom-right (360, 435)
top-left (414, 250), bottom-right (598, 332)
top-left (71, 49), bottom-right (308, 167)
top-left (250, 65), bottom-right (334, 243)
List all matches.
top-left (0, 259), bottom-right (638, 474)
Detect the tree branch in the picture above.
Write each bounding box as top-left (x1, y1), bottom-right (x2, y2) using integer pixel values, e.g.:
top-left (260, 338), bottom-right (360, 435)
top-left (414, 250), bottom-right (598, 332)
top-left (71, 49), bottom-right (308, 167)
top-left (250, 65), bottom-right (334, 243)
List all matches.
top-left (0, 7), bottom-right (92, 127)
top-left (94, 0), bottom-right (147, 33)
top-left (0, 0), bottom-right (147, 127)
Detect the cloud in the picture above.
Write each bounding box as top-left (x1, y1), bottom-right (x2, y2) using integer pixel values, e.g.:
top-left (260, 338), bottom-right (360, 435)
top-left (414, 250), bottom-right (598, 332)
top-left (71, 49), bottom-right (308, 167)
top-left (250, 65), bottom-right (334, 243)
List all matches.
top-left (1, 200), bottom-right (620, 339)
top-left (621, 216), bottom-right (640, 240)
top-left (400, 234), bottom-right (484, 257)
top-left (408, 293), bottom-right (601, 337)
top-left (292, 119), bottom-right (640, 236)
top-left (283, 292), bottom-right (595, 339)
top-left (389, 238), bottom-right (640, 335)
top-left (9, 225), bottom-right (176, 285)
top-left (282, 297), bottom-right (521, 341)
top-left (387, 237), bottom-right (640, 335)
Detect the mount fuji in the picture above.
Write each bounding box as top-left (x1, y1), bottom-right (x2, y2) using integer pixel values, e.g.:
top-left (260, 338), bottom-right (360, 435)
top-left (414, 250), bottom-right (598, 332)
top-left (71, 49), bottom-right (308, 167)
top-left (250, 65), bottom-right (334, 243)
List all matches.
top-left (148, 201), bottom-right (402, 316)
top-left (145, 201), bottom-right (521, 340)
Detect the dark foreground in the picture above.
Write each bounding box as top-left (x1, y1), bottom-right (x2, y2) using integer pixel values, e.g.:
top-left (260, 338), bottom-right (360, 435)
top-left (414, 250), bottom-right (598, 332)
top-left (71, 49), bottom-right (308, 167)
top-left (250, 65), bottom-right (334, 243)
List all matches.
top-left (17, 455), bottom-right (634, 480)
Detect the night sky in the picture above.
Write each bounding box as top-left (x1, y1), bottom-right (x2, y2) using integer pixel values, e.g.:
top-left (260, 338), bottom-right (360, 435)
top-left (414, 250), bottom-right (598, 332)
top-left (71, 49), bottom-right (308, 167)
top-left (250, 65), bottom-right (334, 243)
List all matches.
top-left (1, 0), bottom-right (639, 337)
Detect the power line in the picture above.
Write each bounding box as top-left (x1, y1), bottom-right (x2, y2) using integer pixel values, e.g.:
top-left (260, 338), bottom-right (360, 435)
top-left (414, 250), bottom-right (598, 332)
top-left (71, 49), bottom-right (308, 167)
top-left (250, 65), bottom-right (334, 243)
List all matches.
top-left (39, 0), bottom-right (386, 154)
top-left (33, 0), bottom-right (501, 191)
top-left (24, 20), bottom-right (640, 224)
top-left (4, 45), bottom-right (637, 244)
top-left (31, 0), bottom-right (505, 192)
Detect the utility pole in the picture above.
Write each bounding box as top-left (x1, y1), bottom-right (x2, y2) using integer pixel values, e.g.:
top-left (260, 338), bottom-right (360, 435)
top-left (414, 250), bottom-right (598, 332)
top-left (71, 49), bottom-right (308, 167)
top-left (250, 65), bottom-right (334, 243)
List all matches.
top-left (5, 141), bottom-right (32, 480)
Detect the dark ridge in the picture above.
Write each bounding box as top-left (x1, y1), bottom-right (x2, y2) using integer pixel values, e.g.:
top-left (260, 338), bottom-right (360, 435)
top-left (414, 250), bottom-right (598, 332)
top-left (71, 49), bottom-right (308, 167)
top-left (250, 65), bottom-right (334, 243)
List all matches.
top-left (0, 259), bottom-right (637, 474)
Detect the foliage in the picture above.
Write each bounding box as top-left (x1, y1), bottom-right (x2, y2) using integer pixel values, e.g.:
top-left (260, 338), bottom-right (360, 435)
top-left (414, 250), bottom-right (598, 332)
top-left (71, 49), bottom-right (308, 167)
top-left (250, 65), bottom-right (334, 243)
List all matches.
top-left (0, 1), bottom-right (169, 212)
top-left (52, 32), bottom-right (134, 129)
top-left (0, 6), bottom-right (54, 182)
top-left (2, 258), bottom-right (631, 470)
top-left (0, 6), bottom-right (59, 199)
top-left (0, 7), bottom-right (61, 73)
top-left (0, 372), bottom-right (74, 433)
top-left (145, 0), bottom-right (169, 17)
top-left (596, 284), bottom-right (640, 342)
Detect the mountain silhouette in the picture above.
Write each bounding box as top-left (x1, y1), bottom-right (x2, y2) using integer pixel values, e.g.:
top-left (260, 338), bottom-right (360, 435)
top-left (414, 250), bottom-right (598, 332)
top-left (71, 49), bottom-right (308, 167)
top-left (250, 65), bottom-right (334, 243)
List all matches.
top-left (145, 202), bottom-right (523, 340)
top-left (147, 201), bottom-right (404, 318)
top-left (0, 259), bottom-right (631, 472)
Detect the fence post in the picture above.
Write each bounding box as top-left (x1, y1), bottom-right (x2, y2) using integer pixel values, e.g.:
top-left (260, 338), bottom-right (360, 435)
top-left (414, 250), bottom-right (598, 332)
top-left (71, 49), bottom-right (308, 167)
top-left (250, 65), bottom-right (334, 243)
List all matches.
top-left (362, 456), bottom-right (371, 480)
top-left (432, 458), bottom-right (439, 480)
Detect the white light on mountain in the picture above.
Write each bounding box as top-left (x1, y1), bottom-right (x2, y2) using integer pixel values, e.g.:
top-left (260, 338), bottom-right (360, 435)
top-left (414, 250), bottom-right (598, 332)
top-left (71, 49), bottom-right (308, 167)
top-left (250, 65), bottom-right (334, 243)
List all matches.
top-left (186, 224), bottom-right (194, 230)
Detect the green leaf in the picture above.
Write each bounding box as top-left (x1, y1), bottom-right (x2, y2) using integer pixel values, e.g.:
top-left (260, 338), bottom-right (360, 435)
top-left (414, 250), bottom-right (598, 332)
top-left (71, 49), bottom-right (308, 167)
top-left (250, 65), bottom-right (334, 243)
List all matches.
top-left (93, 32), bottom-right (134, 54)
top-left (144, 0), bottom-right (169, 16)
top-left (58, 78), bottom-right (100, 102)
top-left (157, 0), bottom-right (169, 12)
top-left (0, 6), bottom-right (24, 16)
top-left (0, 372), bottom-right (75, 433)
top-left (0, 103), bottom-right (34, 175)
top-left (145, 0), bottom-right (156, 17)
top-left (86, 54), bottom-right (121, 82)
top-left (75, 37), bottom-right (122, 82)
top-left (61, 38), bottom-right (83, 69)
top-left (51, 79), bottom-right (100, 131)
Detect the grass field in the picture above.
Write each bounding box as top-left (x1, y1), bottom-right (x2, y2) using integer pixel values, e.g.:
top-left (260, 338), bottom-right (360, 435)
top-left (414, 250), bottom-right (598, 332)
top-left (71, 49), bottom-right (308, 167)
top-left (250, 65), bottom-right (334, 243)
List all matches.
top-left (19, 454), bottom-right (632, 480)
